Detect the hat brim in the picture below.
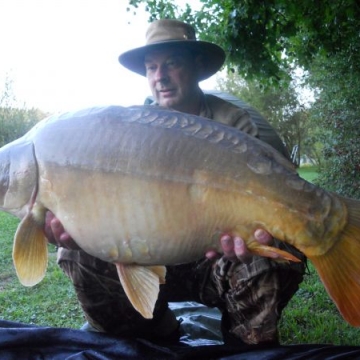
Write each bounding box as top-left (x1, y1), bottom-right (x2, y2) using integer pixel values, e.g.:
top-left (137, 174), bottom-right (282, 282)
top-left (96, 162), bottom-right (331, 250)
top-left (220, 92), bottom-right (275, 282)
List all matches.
top-left (118, 40), bottom-right (225, 81)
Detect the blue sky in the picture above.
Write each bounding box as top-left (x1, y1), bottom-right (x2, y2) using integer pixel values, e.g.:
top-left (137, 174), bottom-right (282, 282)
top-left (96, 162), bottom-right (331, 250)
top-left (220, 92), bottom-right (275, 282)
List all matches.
top-left (0, 0), bottom-right (216, 113)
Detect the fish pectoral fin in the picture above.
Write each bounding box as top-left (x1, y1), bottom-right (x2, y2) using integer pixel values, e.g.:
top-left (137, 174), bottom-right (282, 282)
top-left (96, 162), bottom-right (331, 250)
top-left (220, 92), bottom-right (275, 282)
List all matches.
top-left (247, 242), bottom-right (302, 263)
top-left (115, 264), bottom-right (167, 319)
top-left (12, 212), bottom-right (48, 287)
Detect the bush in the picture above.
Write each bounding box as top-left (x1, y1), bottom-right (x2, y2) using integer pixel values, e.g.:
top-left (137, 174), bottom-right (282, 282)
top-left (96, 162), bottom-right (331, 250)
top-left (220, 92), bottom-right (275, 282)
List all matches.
top-left (309, 49), bottom-right (360, 199)
top-left (0, 107), bottom-right (46, 147)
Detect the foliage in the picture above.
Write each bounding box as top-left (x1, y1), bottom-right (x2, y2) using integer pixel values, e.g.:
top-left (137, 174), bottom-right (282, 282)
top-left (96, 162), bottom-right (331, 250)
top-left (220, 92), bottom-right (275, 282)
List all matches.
top-left (216, 71), bottom-right (314, 166)
top-left (127, 0), bottom-right (360, 85)
top-left (0, 76), bottom-right (46, 146)
top-left (308, 49), bottom-right (360, 198)
top-left (0, 107), bottom-right (45, 147)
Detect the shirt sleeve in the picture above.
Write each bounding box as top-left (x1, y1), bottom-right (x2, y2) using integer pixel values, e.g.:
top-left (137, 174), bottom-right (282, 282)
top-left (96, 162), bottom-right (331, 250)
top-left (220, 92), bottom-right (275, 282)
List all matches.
top-left (230, 109), bottom-right (258, 137)
top-left (201, 94), bottom-right (259, 138)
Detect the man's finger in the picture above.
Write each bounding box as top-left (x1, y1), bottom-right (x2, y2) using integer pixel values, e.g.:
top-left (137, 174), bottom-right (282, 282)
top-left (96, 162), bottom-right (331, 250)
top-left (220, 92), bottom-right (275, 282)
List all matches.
top-left (50, 217), bottom-right (65, 242)
top-left (234, 236), bottom-right (247, 257)
top-left (220, 234), bottom-right (235, 257)
top-left (254, 229), bottom-right (273, 245)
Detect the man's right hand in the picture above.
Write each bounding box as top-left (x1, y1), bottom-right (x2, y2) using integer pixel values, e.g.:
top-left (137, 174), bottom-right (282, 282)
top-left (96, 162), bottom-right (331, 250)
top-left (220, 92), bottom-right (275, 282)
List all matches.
top-left (44, 211), bottom-right (80, 249)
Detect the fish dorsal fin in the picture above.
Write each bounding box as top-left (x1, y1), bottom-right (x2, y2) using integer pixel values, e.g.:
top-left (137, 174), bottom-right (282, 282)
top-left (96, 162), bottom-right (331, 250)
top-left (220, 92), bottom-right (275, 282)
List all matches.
top-left (12, 212), bottom-right (48, 286)
top-left (115, 264), bottom-right (166, 319)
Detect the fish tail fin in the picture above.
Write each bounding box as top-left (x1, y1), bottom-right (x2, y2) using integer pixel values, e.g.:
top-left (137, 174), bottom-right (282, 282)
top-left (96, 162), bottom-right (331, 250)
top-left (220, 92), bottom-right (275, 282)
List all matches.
top-left (12, 212), bottom-right (48, 286)
top-left (309, 196), bottom-right (360, 326)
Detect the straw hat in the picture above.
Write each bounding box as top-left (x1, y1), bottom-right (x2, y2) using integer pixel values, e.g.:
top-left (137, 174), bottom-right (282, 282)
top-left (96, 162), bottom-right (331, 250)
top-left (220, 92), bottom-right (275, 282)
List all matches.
top-left (119, 19), bottom-right (225, 81)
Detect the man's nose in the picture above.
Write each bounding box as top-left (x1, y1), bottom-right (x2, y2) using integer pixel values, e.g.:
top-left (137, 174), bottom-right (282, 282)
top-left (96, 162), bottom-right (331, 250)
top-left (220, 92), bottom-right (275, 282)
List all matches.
top-left (154, 66), bottom-right (169, 82)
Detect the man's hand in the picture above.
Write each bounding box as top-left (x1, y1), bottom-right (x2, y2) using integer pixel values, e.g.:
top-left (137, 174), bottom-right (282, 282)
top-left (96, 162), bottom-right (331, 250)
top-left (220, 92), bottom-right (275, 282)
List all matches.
top-left (44, 211), bottom-right (80, 249)
top-left (205, 229), bottom-right (273, 263)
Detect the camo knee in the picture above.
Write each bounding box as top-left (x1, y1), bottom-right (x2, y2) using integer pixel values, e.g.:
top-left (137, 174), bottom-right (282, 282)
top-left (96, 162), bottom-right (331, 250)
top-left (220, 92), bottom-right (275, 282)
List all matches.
top-left (57, 248), bottom-right (177, 339)
top-left (210, 242), bottom-right (306, 345)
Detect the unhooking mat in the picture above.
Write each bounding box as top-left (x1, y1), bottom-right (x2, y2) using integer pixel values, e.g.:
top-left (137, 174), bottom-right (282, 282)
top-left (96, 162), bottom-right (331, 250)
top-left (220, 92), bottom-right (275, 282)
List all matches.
top-left (1, 302), bottom-right (360, 360)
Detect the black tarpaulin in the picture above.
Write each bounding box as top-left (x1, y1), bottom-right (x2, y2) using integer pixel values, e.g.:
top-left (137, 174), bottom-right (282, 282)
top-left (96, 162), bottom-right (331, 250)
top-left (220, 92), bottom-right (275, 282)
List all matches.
top-left (1, 320), bottom-right (360, 360)
top-left (1, 302), bottom-right (360, 360)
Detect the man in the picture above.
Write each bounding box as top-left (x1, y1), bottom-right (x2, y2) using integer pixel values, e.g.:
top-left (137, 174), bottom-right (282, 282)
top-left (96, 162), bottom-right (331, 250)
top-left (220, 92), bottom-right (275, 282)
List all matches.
top-left (45, 19), bottom-right (305, 345)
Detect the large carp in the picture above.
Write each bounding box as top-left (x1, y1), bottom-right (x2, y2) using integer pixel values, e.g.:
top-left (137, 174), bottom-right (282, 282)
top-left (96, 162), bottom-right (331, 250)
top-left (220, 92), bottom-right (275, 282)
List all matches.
top-left (1, 105), bottom-right (360, 323)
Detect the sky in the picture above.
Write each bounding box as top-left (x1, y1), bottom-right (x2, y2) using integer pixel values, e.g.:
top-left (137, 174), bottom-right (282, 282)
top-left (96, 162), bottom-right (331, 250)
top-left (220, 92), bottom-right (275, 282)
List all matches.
top-left (0, 0), bottom-right (216, 113)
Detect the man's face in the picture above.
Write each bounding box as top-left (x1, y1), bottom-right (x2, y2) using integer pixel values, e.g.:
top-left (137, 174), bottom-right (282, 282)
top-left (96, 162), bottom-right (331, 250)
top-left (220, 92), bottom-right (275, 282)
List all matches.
top-left (144, 48), bottom-right (201, 111)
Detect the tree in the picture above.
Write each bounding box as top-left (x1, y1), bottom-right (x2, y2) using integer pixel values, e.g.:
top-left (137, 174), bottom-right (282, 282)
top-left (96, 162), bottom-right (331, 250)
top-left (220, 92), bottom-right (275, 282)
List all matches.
top-left (0, 75), bottom-right (46, 146)
top-left (127, 0), bottom-right (360, 85)
top-left (217, 72), bottom-right (315, 166)
top-left (308, 49), bottom-right (360, 198)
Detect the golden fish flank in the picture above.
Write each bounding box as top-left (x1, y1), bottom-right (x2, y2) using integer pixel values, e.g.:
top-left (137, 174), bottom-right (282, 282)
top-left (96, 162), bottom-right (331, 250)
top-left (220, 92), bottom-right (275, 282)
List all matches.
top-left (0, 105), bottom-right (360, 323)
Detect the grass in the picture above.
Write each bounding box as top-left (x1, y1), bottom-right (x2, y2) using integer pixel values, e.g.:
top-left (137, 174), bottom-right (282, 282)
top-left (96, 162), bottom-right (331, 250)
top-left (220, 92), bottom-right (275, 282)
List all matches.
top-left (279, 262), bottom-right (360, 345)
top-left (297, 165), bottom-right (319, 183)
top-left (0, 213), bottom-right (83, 329)
top-left (0, 165), bottom-right (359, 344)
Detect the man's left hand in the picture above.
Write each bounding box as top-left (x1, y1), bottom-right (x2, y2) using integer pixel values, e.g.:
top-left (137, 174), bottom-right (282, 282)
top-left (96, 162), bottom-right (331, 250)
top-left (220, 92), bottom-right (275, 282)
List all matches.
top-left (205, 229), bottom-right (273, 263)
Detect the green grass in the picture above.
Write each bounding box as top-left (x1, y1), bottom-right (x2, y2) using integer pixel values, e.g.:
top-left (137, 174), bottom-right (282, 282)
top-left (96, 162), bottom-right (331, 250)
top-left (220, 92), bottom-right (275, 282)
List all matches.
top-left (279, 263), bottom-right (360, 345)
top-left (0, 212), bottom-right (83, 329)
top-left (297, 165), bottom-right (319, 182)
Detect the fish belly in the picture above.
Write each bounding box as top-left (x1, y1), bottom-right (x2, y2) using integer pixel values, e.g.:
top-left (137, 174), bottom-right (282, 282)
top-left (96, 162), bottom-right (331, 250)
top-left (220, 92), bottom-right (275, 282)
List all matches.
top-left (38, 166), bottom-right (225, 265)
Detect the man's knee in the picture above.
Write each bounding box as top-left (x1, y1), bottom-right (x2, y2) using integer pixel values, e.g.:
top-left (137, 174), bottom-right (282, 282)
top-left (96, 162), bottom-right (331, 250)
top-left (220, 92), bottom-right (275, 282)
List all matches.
top-left (211, 243), bottom-right (306, 345)
top-left (56, 248), bottom-right (177, 339)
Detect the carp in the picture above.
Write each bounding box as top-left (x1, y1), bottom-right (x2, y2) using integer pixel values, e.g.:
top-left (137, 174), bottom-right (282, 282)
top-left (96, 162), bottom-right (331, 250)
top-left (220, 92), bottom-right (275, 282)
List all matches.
top-left (1, 105), bottom-right (360, 322)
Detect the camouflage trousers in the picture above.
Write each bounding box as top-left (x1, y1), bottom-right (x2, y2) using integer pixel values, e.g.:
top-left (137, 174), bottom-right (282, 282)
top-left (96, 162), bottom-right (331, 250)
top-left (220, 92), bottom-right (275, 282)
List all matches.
top-left (57, 240), bottom-right (306, 345)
